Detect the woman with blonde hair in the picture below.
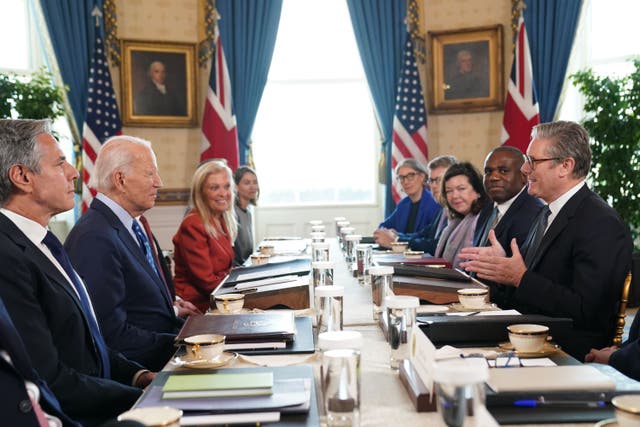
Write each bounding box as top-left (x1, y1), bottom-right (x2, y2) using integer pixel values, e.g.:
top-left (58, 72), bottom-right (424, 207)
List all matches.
top-left (173, 160), bottom-right (238, 312)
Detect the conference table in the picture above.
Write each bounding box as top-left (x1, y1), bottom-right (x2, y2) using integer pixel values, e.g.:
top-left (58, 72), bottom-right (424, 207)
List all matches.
top-left (168, 238), bottom-right (600, 426)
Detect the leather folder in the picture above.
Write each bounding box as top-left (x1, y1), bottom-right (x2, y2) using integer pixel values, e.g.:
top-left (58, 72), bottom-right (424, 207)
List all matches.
top-left (222, 258), bottom-right (311, 287)
top-left (417, 314), bottom-right (573, 346)
top-left (373, 253), bottom-right (451, 268)
top-left (176, 312), bottom-right (296, 343)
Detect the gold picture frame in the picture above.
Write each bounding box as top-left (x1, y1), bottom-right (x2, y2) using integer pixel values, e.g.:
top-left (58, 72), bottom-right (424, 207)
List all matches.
top-left (428, 25), bottom-right (503, 114)
top-left (120, 40), bottom-right (197, 127)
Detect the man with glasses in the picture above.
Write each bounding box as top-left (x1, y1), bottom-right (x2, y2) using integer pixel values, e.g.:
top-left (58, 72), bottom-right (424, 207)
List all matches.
top-left (460, 121), bottom-right (632, 360)
top-left (373, 158), bottom-right (440, 248)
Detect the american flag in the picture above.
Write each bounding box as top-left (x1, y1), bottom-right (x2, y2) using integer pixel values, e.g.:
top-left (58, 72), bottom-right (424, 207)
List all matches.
top-left (501, 15), bottom-right (539, 152)
top-left (391, 34), bottom-right (428, 203)
top-left (81, 28), bottom-right (122, 212)
top-left (200, 21), bottom-right (239, 169)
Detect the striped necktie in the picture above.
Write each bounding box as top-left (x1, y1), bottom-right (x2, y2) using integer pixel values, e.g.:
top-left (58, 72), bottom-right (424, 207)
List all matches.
top-left (132, 219), bottom-right (160, 277)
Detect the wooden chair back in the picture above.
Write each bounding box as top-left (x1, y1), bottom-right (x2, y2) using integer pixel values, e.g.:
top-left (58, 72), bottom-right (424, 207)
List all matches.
top-left (613, 272), bottom-right (633, 346)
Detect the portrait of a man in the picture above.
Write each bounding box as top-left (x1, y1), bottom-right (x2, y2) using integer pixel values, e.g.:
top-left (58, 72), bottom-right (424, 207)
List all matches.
top-left (131, 52), bottom-right (187, 117)
top-left (443, 41), bottom-right (490, 100)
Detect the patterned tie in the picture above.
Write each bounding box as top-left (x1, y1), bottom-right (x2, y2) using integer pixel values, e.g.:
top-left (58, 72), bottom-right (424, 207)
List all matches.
top-left (477, 206), bottom-right (500, 247)
top-left (41, 231), bottom-right (111, 379)
top-left (523, 205), bottom-right (551, 267)
top-left (132, 219), bottom-right (160, 278)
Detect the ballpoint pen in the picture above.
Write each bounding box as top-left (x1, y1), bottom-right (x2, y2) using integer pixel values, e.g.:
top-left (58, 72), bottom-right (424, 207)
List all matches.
top-left (513, 399), bottom-right (606, 408)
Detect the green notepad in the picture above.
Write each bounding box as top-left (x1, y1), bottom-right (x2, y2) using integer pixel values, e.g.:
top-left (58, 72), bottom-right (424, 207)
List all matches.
top-left (163, 372), bottom-right (274, 399)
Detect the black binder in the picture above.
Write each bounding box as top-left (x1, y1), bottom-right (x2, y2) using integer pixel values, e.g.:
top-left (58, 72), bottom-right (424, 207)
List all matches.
top-left (222, 258), bottom-right (311, 287)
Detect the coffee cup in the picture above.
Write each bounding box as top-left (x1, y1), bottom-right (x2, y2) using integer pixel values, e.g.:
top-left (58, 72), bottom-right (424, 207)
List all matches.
top-left (507, 324), bottom-right (549, 353)
top-left (390, 242), bottom-right (408, 253)
top-left (612, 394), bottom-right (640, 427)
top-left (457, 288), bottom-right (488, 309)
top-left (214, 293), bottom-right (245, 313)
top-left (184, 334), bottom-right (225, 360)
top-left (251, 254), bottom-right (270, 265)
top-left (258, 245), bottom-right (275, 256)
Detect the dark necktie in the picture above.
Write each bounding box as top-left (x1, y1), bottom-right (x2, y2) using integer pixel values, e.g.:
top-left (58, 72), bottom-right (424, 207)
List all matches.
top-left (523, 205), bottom-right (551, 267)
top-left (41, 231), bottom-right (110, 379)
top-left (477, 206), bottom-right (499, 247)
top-left (138, 216), bottom-right (174, 304)
top-left (132, 219), bottom-right (160, 278)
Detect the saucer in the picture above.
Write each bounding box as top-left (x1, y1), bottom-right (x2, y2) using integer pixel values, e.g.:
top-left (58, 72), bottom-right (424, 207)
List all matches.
top-left (594, 418), bottom-right (618, 427)
top-left (171, 351), bottom-right (237, 369)
top-left (449, 302), bottom-right (498, 312)
top-left (498, 341), bottom-right (560, 358)
top-left (417, 305), bottom-right (449, 314)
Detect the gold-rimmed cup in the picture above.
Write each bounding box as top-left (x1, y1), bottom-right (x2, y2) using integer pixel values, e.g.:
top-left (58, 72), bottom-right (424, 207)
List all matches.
top-left (214, 293), bottom-right (245, 313)
top-left (507, 324), bottom-right (549, 353)
top-left (184, 334), bottom-right (225, 360)
top-left (612, 394), bottom-right (640, 427)
top-left (457, 288), bottom-right (488, 309)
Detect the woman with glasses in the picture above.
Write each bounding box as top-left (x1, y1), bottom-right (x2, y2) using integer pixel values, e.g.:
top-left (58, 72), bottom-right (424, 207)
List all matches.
top-left (172, 160), bottom-right (238, 312)
top-left (435, 162), bottom-right (489, 269)
top-left (373, 159), bottom-right (440, 248)
top-left (233, 165), bottom-right (259, 265)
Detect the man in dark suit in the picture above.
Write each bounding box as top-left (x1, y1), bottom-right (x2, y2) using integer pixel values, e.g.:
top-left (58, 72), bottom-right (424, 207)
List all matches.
top-left (65, 136), bottom-right (200, 371)
top-left (473, 146), bottom-right (543, 306)
top-left (0, 119), bottom-right (154, 426)
top-left (460, 121), bottom-right (633, 360)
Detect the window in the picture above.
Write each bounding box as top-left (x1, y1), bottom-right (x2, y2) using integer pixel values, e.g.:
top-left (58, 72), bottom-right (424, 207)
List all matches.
top-left (0, 0), bottom-right (40, 73)
top-left (252, 0), bottom-right (378, 206)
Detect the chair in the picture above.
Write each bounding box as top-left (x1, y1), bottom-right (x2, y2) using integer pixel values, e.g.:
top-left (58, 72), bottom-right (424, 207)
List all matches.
top-left (613, 272), bottom-right (633, 346)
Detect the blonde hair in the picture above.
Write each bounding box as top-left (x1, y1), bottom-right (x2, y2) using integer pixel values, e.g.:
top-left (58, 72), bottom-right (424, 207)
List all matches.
top-left (190, 159), bottom-right (238, 240)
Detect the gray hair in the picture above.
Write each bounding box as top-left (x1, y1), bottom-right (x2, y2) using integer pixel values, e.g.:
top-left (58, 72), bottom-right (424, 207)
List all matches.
top-left (395, 158), bottom-right (428, 176)
top-left (0, 119), bottom-right (51, 206)
top-left (427, 155), bottom-right (458, 170)
top-left (89, 135), bottom-right (156, 192)
top-left (531, 121), bottom-right (591, 179)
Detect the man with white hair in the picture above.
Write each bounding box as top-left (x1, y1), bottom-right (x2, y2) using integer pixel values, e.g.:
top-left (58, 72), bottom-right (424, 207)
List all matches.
top-left (65, 136), bottom-right (200, 371)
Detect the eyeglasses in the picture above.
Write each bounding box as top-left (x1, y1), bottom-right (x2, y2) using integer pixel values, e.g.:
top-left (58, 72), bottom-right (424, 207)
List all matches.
top-left (428, 176), bottom-right (442, 185)
top-left (396, 172), bottom-right (421, 183)
top-left (524, 155), bottom-right (563, 170)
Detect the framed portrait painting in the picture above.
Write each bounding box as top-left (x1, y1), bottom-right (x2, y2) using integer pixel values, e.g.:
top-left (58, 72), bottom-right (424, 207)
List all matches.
top-left (120, 40), bottom-right (197, 127)
top-left (428, 25), bottom-right (504, 114)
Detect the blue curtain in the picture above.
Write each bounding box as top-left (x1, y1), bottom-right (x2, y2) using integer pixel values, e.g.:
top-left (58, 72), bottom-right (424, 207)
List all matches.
top-left (524, 0), bottom-right (583, 123)
top-left (346, 0), bottom-right (406, 217)
top-left (217, 0), bottom-right (283, 165)
top-left (39, 0), bottom-right (97, 134)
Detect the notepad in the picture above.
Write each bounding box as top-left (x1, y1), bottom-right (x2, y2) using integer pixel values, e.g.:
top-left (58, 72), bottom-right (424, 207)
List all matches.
top-left (163, 372), bottom-right (274, 399)
top-left (487, 365), bottom-right (616, 393)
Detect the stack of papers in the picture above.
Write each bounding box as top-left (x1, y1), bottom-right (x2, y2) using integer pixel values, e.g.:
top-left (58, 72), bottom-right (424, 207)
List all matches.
top-left (162, 372), bottom-right (274, 399)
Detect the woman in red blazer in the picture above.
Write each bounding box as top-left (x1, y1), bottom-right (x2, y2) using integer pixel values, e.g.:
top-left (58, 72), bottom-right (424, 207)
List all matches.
top-left (173, 160), bottom-right (238, 312)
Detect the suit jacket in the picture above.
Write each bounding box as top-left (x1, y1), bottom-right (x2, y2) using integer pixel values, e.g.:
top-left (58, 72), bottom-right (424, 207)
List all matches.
top-left (0, 295), bottom-right (80, 427)
top-left (610, 313), bottom-right (640, 381)
top-left (474, 189), bottom-right (544, 307)
top-left (173, 210), bottom-right (234, 312)
top-left (509, 186), bottom-right (633, 360)
top-left (65, 198), bottom-right (182, 371)
top-left (379, 189), bottom-right (440, 235)
top-left (408, 208), bottom-right (447, 254)
top-left (0, 212), bottom-right (142, 427)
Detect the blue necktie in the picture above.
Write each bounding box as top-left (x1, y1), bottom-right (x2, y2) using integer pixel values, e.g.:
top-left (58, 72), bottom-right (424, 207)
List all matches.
top-left (524, 205), bottom-right (551, 267)
top-left (42, 231), bottom-right (111, 379)
top-left (132, 219), bottom-right (159, 277)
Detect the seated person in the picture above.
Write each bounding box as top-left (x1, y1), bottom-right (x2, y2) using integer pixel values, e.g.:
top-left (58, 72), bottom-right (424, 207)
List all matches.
top-left (374, 159), bottom-right (440, 248)
top-left (586, 313), bottom-right (640, 381)
top-left (459, 121), bottom-right (632, 360)
top-left (434, 162), bottom-right (489, 269)
top-left (233, 165), bottom-right (259, 265)
top-left (474, 146), bottom-right (543, 306)
top-left (408, 155), bottom-right (458, 253)
top-left (173, 160), bottom-right (237, 312)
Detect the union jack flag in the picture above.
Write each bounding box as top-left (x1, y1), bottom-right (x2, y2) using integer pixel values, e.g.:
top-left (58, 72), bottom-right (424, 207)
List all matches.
top-left (501, 15), bottom-right (539, 152)
top-left (200, 20), bottom-right (239, 169)
top-left (81, 29), bottom-right (122, 212)
top-left (391, 34), bottom-right (428, 203)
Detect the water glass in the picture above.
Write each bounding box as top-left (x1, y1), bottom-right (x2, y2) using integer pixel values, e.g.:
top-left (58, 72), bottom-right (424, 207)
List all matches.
top-left (315, 285), bottom-right (344, 335)
top-left (433, 358), bottom-right (489, 427)
top-left (311, 232), bottom-right (326, 243)
top-left (354, 244), bottom-right (372, 285)
top-left (369, 266), bottom-right (394, 321)
top-left (312, 242), bottom-right (331, 262)
top-left (319, 331), bottom-right (363, 427)
top-left (312, 261), bottom-right (334, 287)
top-left (339, 226), bottom-right (355, 253)
top-left (385, 295), bottom-right (419, 369)
top-left (334, 217), bottom-right (348, 236)
top-left (344, 234), bottom-right (361, 264)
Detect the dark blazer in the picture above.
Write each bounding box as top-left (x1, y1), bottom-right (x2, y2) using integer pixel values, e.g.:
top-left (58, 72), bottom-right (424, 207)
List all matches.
top-left (610, 313), bottom-right (640, 381)
top-left (379, 189), bottom-right (440, 235)
top-left (0, 212), bottom-right (142, 427)
top-left (65, 198), bottom-right (182, 371)
top-left (474, 189), bottom-right (544, 307)
top-left (408, 208), bottom-right (445, 254)
top-left (0, 295), bottom-right (80, 427)
top-left (510, 185), bottom-right (633, 360)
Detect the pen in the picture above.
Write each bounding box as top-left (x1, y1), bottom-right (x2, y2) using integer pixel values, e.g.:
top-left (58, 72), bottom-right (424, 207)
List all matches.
top-left (513, 399), bottom-right (606, 408)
